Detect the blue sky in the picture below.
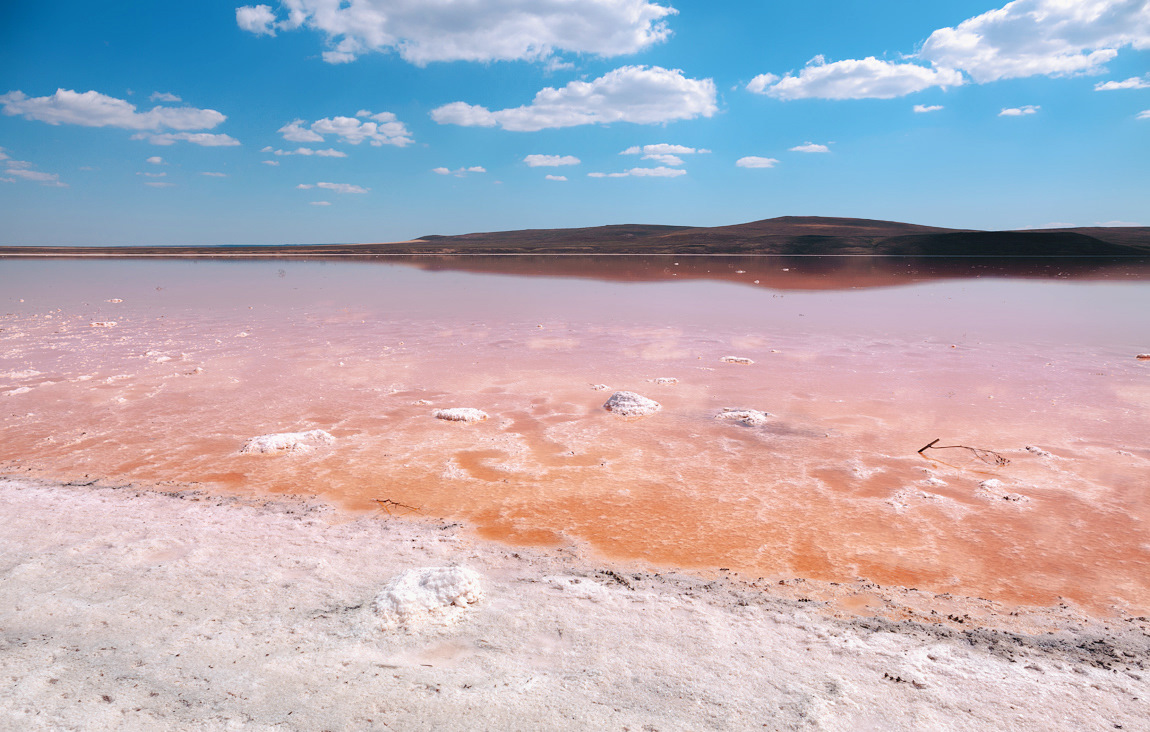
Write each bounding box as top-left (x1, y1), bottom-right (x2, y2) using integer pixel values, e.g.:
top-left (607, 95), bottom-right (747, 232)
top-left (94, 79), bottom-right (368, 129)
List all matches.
top-left (1, 0), bottom-right (1147, 245)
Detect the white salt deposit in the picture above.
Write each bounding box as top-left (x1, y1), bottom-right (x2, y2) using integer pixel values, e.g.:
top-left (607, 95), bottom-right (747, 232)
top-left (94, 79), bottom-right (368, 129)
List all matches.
top-left (4, 386), bottom-right (33, 396)
top-left (371, 566), bottom-right (483, 629)
top-left (602, 391), bottom-right (661, 418)
top-left (977, 479), bottom-right (1030, 503)
top-left (0, 369), bottom-right (42, 380)
top-left (88, 321), bottom-right (117, 328)
top-left (716, 407), bottom-right (772, 426)
top-left (589, 383), bottom-right (610, 391)
top-left (720, 356), bottom-right (754, 364)
top-left (1025, 445), bottom-right (1053, 458)
top-left (239, 429), bottom-right (335, 454)
top-left (434, 407), bottom-right (488, 423)
top-left (651, 377), bottom-right (678, 385)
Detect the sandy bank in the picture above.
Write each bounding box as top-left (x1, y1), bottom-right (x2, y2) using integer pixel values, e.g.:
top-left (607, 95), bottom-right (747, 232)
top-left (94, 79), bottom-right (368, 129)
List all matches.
top-left (1, 478), bottom-right (1146, 731)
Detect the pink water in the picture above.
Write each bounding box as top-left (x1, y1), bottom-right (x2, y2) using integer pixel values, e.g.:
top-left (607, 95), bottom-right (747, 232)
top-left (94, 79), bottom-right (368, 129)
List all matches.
top-left (2, 256), bottom-right (1148, 615)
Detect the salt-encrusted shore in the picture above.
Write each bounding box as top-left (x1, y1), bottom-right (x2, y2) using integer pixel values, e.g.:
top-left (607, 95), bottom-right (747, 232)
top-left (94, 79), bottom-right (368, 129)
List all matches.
top-left (1, 477), bottom-right (1147, 731)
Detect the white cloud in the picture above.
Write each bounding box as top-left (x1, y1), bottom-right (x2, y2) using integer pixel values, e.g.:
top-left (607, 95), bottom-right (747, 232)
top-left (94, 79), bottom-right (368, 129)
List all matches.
top-left (919, 0), bottom-right (1150, 84)
top-left (999, 105), bottom-right (1040, 116)
top-left (150, 92), bottom-right (182, 103)
top-left (588, 166), bottom-right (685, 178)
top-left (432, 166), bottom-right (486, 177)
top-left (643, 153), bottom-right (683, 165)
top-left (201, 172), bottom-right (228, 177)
top-left (431, 65), bottom-right (716, 132)
top-left (914, 104), bottom-right (944, 113)
top-left (736, 156), bottom-right (779, 168)
top-left (133, 132), bottom-right (241, 146)
top-left (524, 154), bottom-right (580, 167)
top-left (1096, 219), bottom-right (1143, 227)
top-left (265, 146), bottom-right (348, 157)
top-left (619, 143), bottom-right (708, 166)
top-left (545, 174), bottom-right (567, 181)
top-left (236, 4), bottom-right (278, 36)
top-left (0, 147), bottom-right (7, 161)
top-left (235, 0), bottom-right (676, 66)
top-left (262, 160), bottom-right (280, 166)
top-left (318, 181), bottom-right (368, 193)
top-left (1095, 76), bottom-right (1150, 90)
top-left (279, 112), bottom-right (413, 147)
top-left (137, 171), bottom-right (167, 177)
top-left (296, 183), bottom-right (314, 189)
top-left (144, 181), bottom-right (175, 188)
top-left (748, 57), bottom-right (964, 100)
top-left (0, 89), bottom-right (226, 130)
top-left (310, 201), bottom-right (332, 206)
top-left (1138, 109), bottom-right (1150, 119)
top-left (789, 142), bottom-right (830, 153)
top-left (5, 167), bottom-right (67, 187)
top-left (146, 156), bottom-right (164, 164)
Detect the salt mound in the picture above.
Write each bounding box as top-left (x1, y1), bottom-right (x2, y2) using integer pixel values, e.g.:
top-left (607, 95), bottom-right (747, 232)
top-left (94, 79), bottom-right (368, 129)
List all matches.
top-left (239, 429), bottom-right (335, 454)
top-left (977, 479), bottom-right (1030, 503)
top-left (434, 408), bottom-right (488, 423)
top-left (720, 356), bottom-right (754, 365)
top-left (716, 408), bottom-right (772, 426)
top-left (589, 384), bottom-right (610, 391)
top-left (651, 377), bottom-right (678, 385)
top-left (603, 391), bottom-right (661, 418)
top-left (372, 566), bottom-right (483, 629)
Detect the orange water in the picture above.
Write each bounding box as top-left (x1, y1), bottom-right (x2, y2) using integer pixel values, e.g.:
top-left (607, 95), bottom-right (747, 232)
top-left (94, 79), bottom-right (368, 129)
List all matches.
top-left (2, 256), bottom-right (1148, 614)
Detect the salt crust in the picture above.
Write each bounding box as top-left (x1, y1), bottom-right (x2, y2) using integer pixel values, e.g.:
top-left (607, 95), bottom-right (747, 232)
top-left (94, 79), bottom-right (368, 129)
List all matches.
top-left (602, 390), bottom-right (661, 417)
top-left (239, 429), bottom-right (335, 454)
top-left (372, 566), bottom-right (484, 629)
top-left (977, 479), bottom-right (1030, 503)
top-left (434, 407), bottom-right (488, 423)
top-left (650, 377), bottom-right (678, 385)
top-left (589, 383), bottom-right (610, 391)
top-left (716, 407), bottom-right (772, 426)
top-left (720, 355), bottom-right (754, 364)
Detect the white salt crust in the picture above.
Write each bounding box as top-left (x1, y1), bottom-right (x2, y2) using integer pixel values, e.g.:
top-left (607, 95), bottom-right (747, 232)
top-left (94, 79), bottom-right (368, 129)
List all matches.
top-left (434, 408), bottom-right (488, 423)
top-left (977, 479), bottom-right (1030, 503)
top-left (372, 566), bottom-right (484, 629)
top-left (720, 356), bottom-right (754, 365)
top-left (716, 408), bottom-right (772, 426)
top-left (602, 391), bottom-right (662, 418)
top-left (239, 429), bottom-right (335, 454)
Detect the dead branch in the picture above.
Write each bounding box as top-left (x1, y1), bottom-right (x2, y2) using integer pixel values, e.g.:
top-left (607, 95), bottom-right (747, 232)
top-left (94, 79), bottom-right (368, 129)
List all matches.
top-left (917, 438), bottom-right (1010, 466)
top-left (373, 498), bottom-right (421, 516)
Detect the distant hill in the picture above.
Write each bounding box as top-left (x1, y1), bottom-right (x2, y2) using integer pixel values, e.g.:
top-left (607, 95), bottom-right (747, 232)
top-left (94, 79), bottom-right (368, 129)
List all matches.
top-left (2, 216), bottom-right (1147, 257)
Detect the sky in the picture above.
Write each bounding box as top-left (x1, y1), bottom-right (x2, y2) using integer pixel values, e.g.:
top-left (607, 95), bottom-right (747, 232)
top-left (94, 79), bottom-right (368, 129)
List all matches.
top-left (1, 0), bottom-right (1148, 246)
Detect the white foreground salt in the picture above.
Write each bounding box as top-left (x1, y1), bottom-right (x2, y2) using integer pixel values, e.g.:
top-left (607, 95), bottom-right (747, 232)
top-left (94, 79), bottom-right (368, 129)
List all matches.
top-left (0, 478), bottom-right (1146, 731)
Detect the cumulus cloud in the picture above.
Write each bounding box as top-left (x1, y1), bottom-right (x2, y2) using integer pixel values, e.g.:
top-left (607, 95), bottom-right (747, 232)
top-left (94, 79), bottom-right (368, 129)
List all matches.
top-left (545, 174), bottom-right (567, 181)
top-left (1138, 109), bottom-right (1150, 119)
top-left (432, 166), bottom-right (486, 177)
top-left (150, 92), bottom-right (182, 103)
top-left (262, 160), bottom-right (280, 166)
top-left (749, 0), bottom-right (1150, 101)
top-left (236, 4), bottom-right (278, 36)
top-left (235, 0), bottom-right (675, 65)
top-left (298, 181), bottom-right (367, 192)
top-left (736, 156), bottom-right (779, 168)
top-left (310, 200), bottom-right (331, 206)
top-left (789, 142), bottom-right (829, 153)
top-left (278, 112), bottom-right (412, 147)
top-left (432, 65), bottom-right (716, 132)
top-left (999, 105), bottom-right (1040, 116)
top-left (524, 154), bottom-right (580, 167)
top-left (133, 132), bottom-right (241, 146)
top-left (914, 104), bottom-right (944, 113)
top-left (5, 167), bottom-right (67, 187)
top-left (749, 56), bottom-right (964, 100)
top-left (1095, 76), bottom-right (1150, 90)
top-left (201, 172), bottom-right (228, 177)
top-left (919, 0), bottom-right (1150, 84)
top-left (588, 166), bottom-right (685, 178)
top-left (146, 156), bottom-right (164, 164)
top-left (619, 143), bottom-right (709, 166)
top-left (0, 89), bottom-right (226, 130)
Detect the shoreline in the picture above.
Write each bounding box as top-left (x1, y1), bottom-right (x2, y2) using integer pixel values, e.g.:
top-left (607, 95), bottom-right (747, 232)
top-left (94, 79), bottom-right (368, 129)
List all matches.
top-left (2, 476), bottom-right (1147, 730)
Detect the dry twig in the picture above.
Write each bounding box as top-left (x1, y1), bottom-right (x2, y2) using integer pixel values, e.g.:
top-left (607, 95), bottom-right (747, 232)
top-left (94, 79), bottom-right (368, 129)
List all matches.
top-left (917, 438), bottom-right (1010, 466)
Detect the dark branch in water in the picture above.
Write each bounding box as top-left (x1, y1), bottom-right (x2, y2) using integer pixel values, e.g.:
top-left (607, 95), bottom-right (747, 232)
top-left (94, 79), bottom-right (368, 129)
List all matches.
top-left (917, 438), bottom-right (1010, 466)
top-left (373, 498), bottom-right (421, 516)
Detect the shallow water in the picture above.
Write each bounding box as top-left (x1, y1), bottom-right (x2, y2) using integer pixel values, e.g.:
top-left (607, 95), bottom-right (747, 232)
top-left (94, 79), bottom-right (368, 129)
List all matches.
top-left (2, 256), bottom-right (1148, 615)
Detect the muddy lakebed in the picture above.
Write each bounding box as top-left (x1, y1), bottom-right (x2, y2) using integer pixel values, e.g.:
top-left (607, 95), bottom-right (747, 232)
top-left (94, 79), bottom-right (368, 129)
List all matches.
top-left (2, 254), bottom-right (1149, 618)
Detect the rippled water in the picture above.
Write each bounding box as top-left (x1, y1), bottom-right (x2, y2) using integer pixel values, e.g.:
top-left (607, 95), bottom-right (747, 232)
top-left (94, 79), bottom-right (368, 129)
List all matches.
top-left (2, 256), bottom-right (1148, 614)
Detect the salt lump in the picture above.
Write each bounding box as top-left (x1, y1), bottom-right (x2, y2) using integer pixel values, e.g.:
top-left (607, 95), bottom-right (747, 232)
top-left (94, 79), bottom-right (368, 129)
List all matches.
top-left (977, 479), bottom-right (1030, 503)
top-left (239, 429), bottom-right (335, 454)
top-left (434, 408), bottom-right (488, 423)
top-left (716, 408), bottom-right (772, 426)
top-left (603, 391), bottom-right (661, 418)
top-left (720, 356), bottom-right (754, 365)
top-left (372, 566), bottom-right (483, 629)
